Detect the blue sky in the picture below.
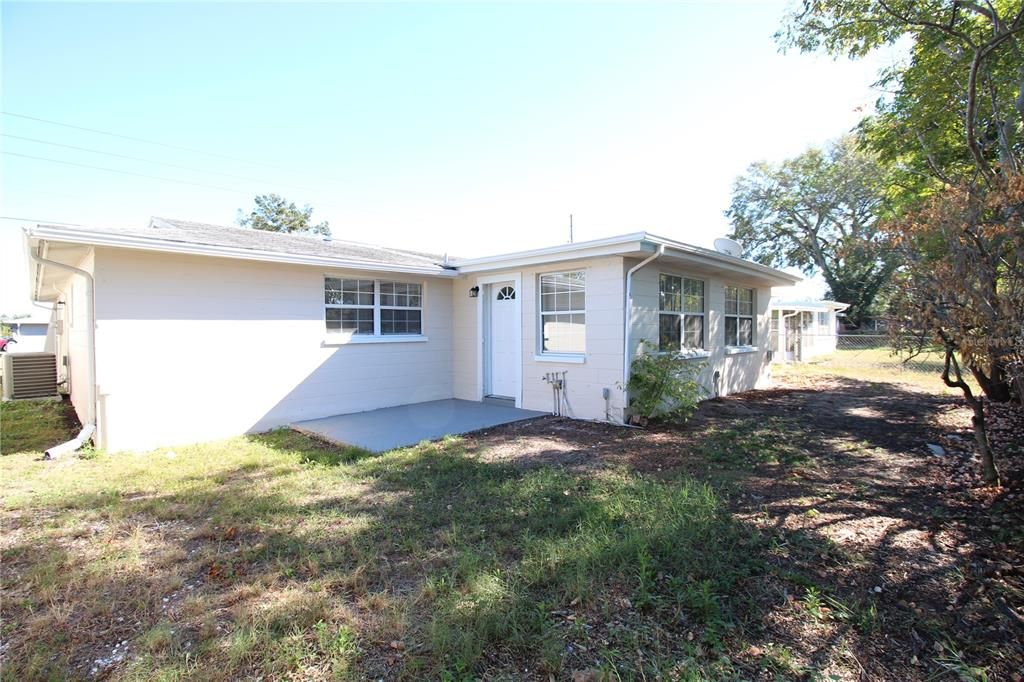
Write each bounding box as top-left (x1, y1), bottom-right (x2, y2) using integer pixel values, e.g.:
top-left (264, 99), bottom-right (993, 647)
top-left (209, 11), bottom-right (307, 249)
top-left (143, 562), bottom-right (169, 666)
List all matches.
top-left (1, 1), bottom-right (895, 313)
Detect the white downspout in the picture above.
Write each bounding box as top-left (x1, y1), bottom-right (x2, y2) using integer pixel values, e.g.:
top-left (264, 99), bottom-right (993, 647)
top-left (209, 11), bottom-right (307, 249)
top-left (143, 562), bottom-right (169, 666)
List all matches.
top-left (27, 242), bottom-right (98, 458)
top-left (781, 309), bottom-right (802, 363)
top-left (622, 244), bottom-right (665, 417)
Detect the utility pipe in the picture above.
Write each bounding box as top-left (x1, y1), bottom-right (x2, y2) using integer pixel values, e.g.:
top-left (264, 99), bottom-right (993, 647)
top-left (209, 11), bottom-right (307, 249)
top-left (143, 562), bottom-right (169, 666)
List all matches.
top-left (27, 242), bottom-right (97, 457)
top-left (622, 244), bottom-right (665, 415)
top-left (43, 424), bottom-right (95, 460)
top-left (780, 309), bottom-right (803, 363)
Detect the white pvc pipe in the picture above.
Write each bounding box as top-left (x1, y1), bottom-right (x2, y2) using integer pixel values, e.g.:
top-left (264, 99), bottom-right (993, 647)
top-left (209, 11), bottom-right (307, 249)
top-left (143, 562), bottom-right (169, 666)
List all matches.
top-left (27, 242), bottom-right (98, 455)
top-left (780, 309), bottom-right (803, 363)
top-left (44, 424), bottom-right (95, 460)
top-left (622, 245), bottom-right (665, 411)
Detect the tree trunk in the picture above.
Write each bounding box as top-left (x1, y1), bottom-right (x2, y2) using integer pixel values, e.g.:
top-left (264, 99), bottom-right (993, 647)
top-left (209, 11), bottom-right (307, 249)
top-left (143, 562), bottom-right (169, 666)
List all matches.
top-left (967, 394), bottom-right (1000, 485)
top-left (970, 357), bottom-right (1014, 403)
top-left (943, 346), bottom-right (1001, 486)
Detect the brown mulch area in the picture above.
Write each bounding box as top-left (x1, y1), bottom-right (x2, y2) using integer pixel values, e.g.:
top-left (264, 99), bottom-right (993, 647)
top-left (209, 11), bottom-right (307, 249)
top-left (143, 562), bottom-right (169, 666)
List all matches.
top-left (464, 374), bottom-right (1024, 680)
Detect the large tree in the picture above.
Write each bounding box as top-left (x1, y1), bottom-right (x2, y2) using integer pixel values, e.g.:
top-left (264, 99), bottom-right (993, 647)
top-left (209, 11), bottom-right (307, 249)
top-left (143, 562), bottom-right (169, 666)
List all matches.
top-left (726, 136), bottom-right (896, 327)
top-left (779, 1), bottom-right (1024, 484)
top-left (884, 175), bottom-right (1024, 484)
top-left (237, 193), bottom-right (331, 236)
top-left (779, 0), bottom-right (1024, 198)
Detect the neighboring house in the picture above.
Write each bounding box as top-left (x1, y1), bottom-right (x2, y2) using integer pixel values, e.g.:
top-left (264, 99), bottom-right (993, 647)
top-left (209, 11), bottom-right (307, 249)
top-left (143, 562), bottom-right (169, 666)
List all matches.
top-left (768, 296), bottom-right (849, 363)
top-left (2, 312), bottom-right (51, 353)
top-left (25, 218), bottom-right (799, 451)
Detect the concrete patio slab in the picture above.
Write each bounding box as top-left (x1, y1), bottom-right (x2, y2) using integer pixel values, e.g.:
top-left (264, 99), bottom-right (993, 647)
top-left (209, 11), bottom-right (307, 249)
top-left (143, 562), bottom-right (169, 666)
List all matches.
top-left (291, 399), bottom-right (547, 452)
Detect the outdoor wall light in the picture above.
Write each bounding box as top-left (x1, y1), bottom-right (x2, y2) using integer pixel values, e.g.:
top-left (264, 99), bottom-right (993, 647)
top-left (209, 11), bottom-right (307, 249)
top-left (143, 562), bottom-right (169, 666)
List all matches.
top-left (469, 286), bottom-right (480, 298)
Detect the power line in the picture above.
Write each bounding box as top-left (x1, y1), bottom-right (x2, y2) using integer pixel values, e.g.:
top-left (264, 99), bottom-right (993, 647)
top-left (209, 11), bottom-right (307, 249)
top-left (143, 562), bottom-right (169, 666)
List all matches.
top-left (1, 111), bottom-right (337, 181)
top-left (2, 151), bottom-right (251, 195)
top-left (0, 216), bottom-right (85, 225)
top-left (4, 151), bottom-right (350, 217)
top-left (1, 133), bottom-right (333, 195)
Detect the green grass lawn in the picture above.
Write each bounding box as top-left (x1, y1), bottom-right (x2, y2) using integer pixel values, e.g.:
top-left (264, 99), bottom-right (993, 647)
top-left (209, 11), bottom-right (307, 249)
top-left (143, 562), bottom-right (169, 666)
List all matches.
top-left (777, 347), bottom-right (977, 395)
top-left (1, 404), bottom-right (773, 681)
top-left (4, 390), bottom-right (1017, 681)
top-left (1, 398), bottom-right (80, 455)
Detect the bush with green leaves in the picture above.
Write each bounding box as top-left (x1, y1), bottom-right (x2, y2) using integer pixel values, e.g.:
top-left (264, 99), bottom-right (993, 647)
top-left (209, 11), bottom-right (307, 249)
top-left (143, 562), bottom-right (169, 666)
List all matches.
top-left (623, 344), bottom-right (705, 424)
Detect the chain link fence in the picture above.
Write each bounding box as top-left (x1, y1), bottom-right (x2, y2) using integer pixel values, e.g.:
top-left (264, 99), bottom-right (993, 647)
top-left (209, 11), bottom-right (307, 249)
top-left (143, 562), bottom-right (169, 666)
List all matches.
top-left (770, 332), bottom-right (946, 375)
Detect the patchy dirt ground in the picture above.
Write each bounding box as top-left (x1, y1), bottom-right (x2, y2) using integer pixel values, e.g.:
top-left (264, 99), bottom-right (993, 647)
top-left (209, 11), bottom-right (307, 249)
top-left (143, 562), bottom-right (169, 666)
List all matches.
top-left (3, 373), bottom-right (1021, 681)
top-left (464, 373), bottom-right (1024, 680)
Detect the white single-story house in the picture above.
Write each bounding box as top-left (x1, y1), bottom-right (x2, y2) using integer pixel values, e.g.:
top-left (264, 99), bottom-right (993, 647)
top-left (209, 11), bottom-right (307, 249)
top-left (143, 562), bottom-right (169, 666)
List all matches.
top-left (2, 311), bottom-right (51, 353)
top-left (25, 218), bottom-right (800, 451)
top-left (768, 296), bottom-right (849, 362)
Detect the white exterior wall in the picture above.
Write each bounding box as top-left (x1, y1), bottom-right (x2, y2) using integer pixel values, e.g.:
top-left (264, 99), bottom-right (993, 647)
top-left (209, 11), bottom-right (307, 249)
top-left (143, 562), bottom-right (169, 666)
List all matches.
top-left (91, 248), bottom-right (454, 451)
top-left (452, 256), bottom-right (627, 422)
top-left (49, 248), bottom-right (95, 427)
top-left (7, 324), bottom-right (48, 353)
top-left (628, 258), bottom-right (773, 398)
top-left (770, 308), bottom-right (840, 363)
top-left (802, 310), bottom-right (839, 360)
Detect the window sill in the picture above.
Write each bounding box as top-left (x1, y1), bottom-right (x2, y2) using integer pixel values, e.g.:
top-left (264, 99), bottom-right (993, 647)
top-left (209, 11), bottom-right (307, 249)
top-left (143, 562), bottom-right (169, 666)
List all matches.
top-left (654, 349), bottom-right (711, 359)
top-left (534, 353), bottom-right (586, 364)
top-left (323, 334), bottom-right (429, 346)
top-left (724, 346), bottom-right (759, 355)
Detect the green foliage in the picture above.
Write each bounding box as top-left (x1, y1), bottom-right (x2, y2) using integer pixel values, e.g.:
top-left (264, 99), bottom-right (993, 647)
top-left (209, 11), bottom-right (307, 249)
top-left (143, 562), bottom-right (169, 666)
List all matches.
top-left (624, 343), bottom-right (704, 423)
top-left (778, 0), bottom-right (1024, 195)
top-left (727, 136), bottom-right (896, 326)
top-left (237, 193), bottom-right (331, 236)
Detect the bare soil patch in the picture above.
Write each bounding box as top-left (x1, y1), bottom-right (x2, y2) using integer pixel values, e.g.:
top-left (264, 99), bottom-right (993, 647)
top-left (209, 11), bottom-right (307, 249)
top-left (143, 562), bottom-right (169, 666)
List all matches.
top-left (465, 374), bottom-right (1024, 680)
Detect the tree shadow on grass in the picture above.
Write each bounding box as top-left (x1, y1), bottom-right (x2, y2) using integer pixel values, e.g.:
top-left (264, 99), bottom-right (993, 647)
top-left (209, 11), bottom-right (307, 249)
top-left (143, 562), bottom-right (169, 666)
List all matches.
top-left (2, 435), bottom-right (786, 680)
top-left (2, 376), bottom-right (1021, 680)
top-left (451, 375), bottom-right (1023, 678)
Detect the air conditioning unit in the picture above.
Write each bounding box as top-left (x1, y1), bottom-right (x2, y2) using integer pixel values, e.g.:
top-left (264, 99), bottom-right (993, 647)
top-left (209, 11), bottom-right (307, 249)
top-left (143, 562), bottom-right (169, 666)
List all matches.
top-left (2, 352), bottom-right (60, 401)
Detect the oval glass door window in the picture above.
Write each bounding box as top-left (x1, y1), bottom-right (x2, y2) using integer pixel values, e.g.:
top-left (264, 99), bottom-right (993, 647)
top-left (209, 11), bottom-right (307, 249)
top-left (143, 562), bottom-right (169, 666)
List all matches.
top-left (497, 286), bottom-right (516, 300)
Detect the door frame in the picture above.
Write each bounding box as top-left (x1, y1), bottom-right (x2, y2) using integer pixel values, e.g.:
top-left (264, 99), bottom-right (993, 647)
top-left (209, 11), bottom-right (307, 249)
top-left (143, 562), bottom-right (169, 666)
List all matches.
top-left (475, 272), bottom-right (522, 407)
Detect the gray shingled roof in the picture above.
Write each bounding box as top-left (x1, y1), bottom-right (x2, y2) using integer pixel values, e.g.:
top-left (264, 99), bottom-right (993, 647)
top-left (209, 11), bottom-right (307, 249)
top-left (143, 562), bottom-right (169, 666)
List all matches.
top-left (131, 217), bottom-right (451, 269)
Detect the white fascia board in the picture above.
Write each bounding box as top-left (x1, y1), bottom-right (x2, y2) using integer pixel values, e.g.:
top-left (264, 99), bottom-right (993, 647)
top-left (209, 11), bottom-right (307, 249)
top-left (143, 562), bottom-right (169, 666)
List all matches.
top-left (25, 232), bottom-right (43, 302)
top-left (659, 246), bottom-right (800, 286)
top-left (453, 235), bottom-right (650, 273)
top-left (771, 300), bottom-right (849, 312)
top-left (645, 234), bottom-right (802, 285)
top-left (453, 230), bottom-right (799, 284)
top-left (25, 225), bottom-right (457, 278)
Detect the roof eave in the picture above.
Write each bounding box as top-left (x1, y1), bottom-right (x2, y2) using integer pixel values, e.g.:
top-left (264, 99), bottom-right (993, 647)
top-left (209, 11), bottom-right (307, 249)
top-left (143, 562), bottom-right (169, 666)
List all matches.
top-left (644, 234), bottom-right (801, 286)
top-left (452, 233), bottom-right (650, 273)
top-left (25, 224), bottom-right (457, 278)
top-left (453, 231), bottom-right (799, 284)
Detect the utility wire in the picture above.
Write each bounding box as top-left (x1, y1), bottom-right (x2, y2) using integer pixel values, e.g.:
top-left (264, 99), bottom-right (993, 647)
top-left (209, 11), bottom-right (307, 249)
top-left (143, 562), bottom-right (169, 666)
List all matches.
top-left (1, 111), bottom-right (337, 181)
top-left (0, 216), bottom-right (85, 225)
top-left (4, 151), bottom-right (351, 216)
top-left (1, 133), bottom-right (334, 195)
top-left (2, 151), bottom-right (252, 195)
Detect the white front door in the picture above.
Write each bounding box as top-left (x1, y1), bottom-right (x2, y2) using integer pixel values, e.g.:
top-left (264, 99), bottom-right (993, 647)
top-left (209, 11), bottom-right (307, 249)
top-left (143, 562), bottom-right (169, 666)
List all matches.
top-left (488, 281), bottom-right (518, 398)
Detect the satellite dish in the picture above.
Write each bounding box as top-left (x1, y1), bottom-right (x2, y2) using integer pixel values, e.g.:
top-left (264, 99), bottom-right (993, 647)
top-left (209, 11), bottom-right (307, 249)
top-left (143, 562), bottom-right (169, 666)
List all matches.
top-left (713, 237), bottom-right (743, 258)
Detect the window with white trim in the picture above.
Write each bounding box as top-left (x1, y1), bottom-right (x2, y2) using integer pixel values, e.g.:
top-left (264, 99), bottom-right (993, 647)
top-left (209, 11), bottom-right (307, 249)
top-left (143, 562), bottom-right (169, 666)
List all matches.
top-left (724, 285), bottom-right (755, 346)
top-left (659, 274), bottom-right (704, 351)
top-left (325, 278), bottom-right (423, 336)
top-left (539, 270), bottom-right (585, 354)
